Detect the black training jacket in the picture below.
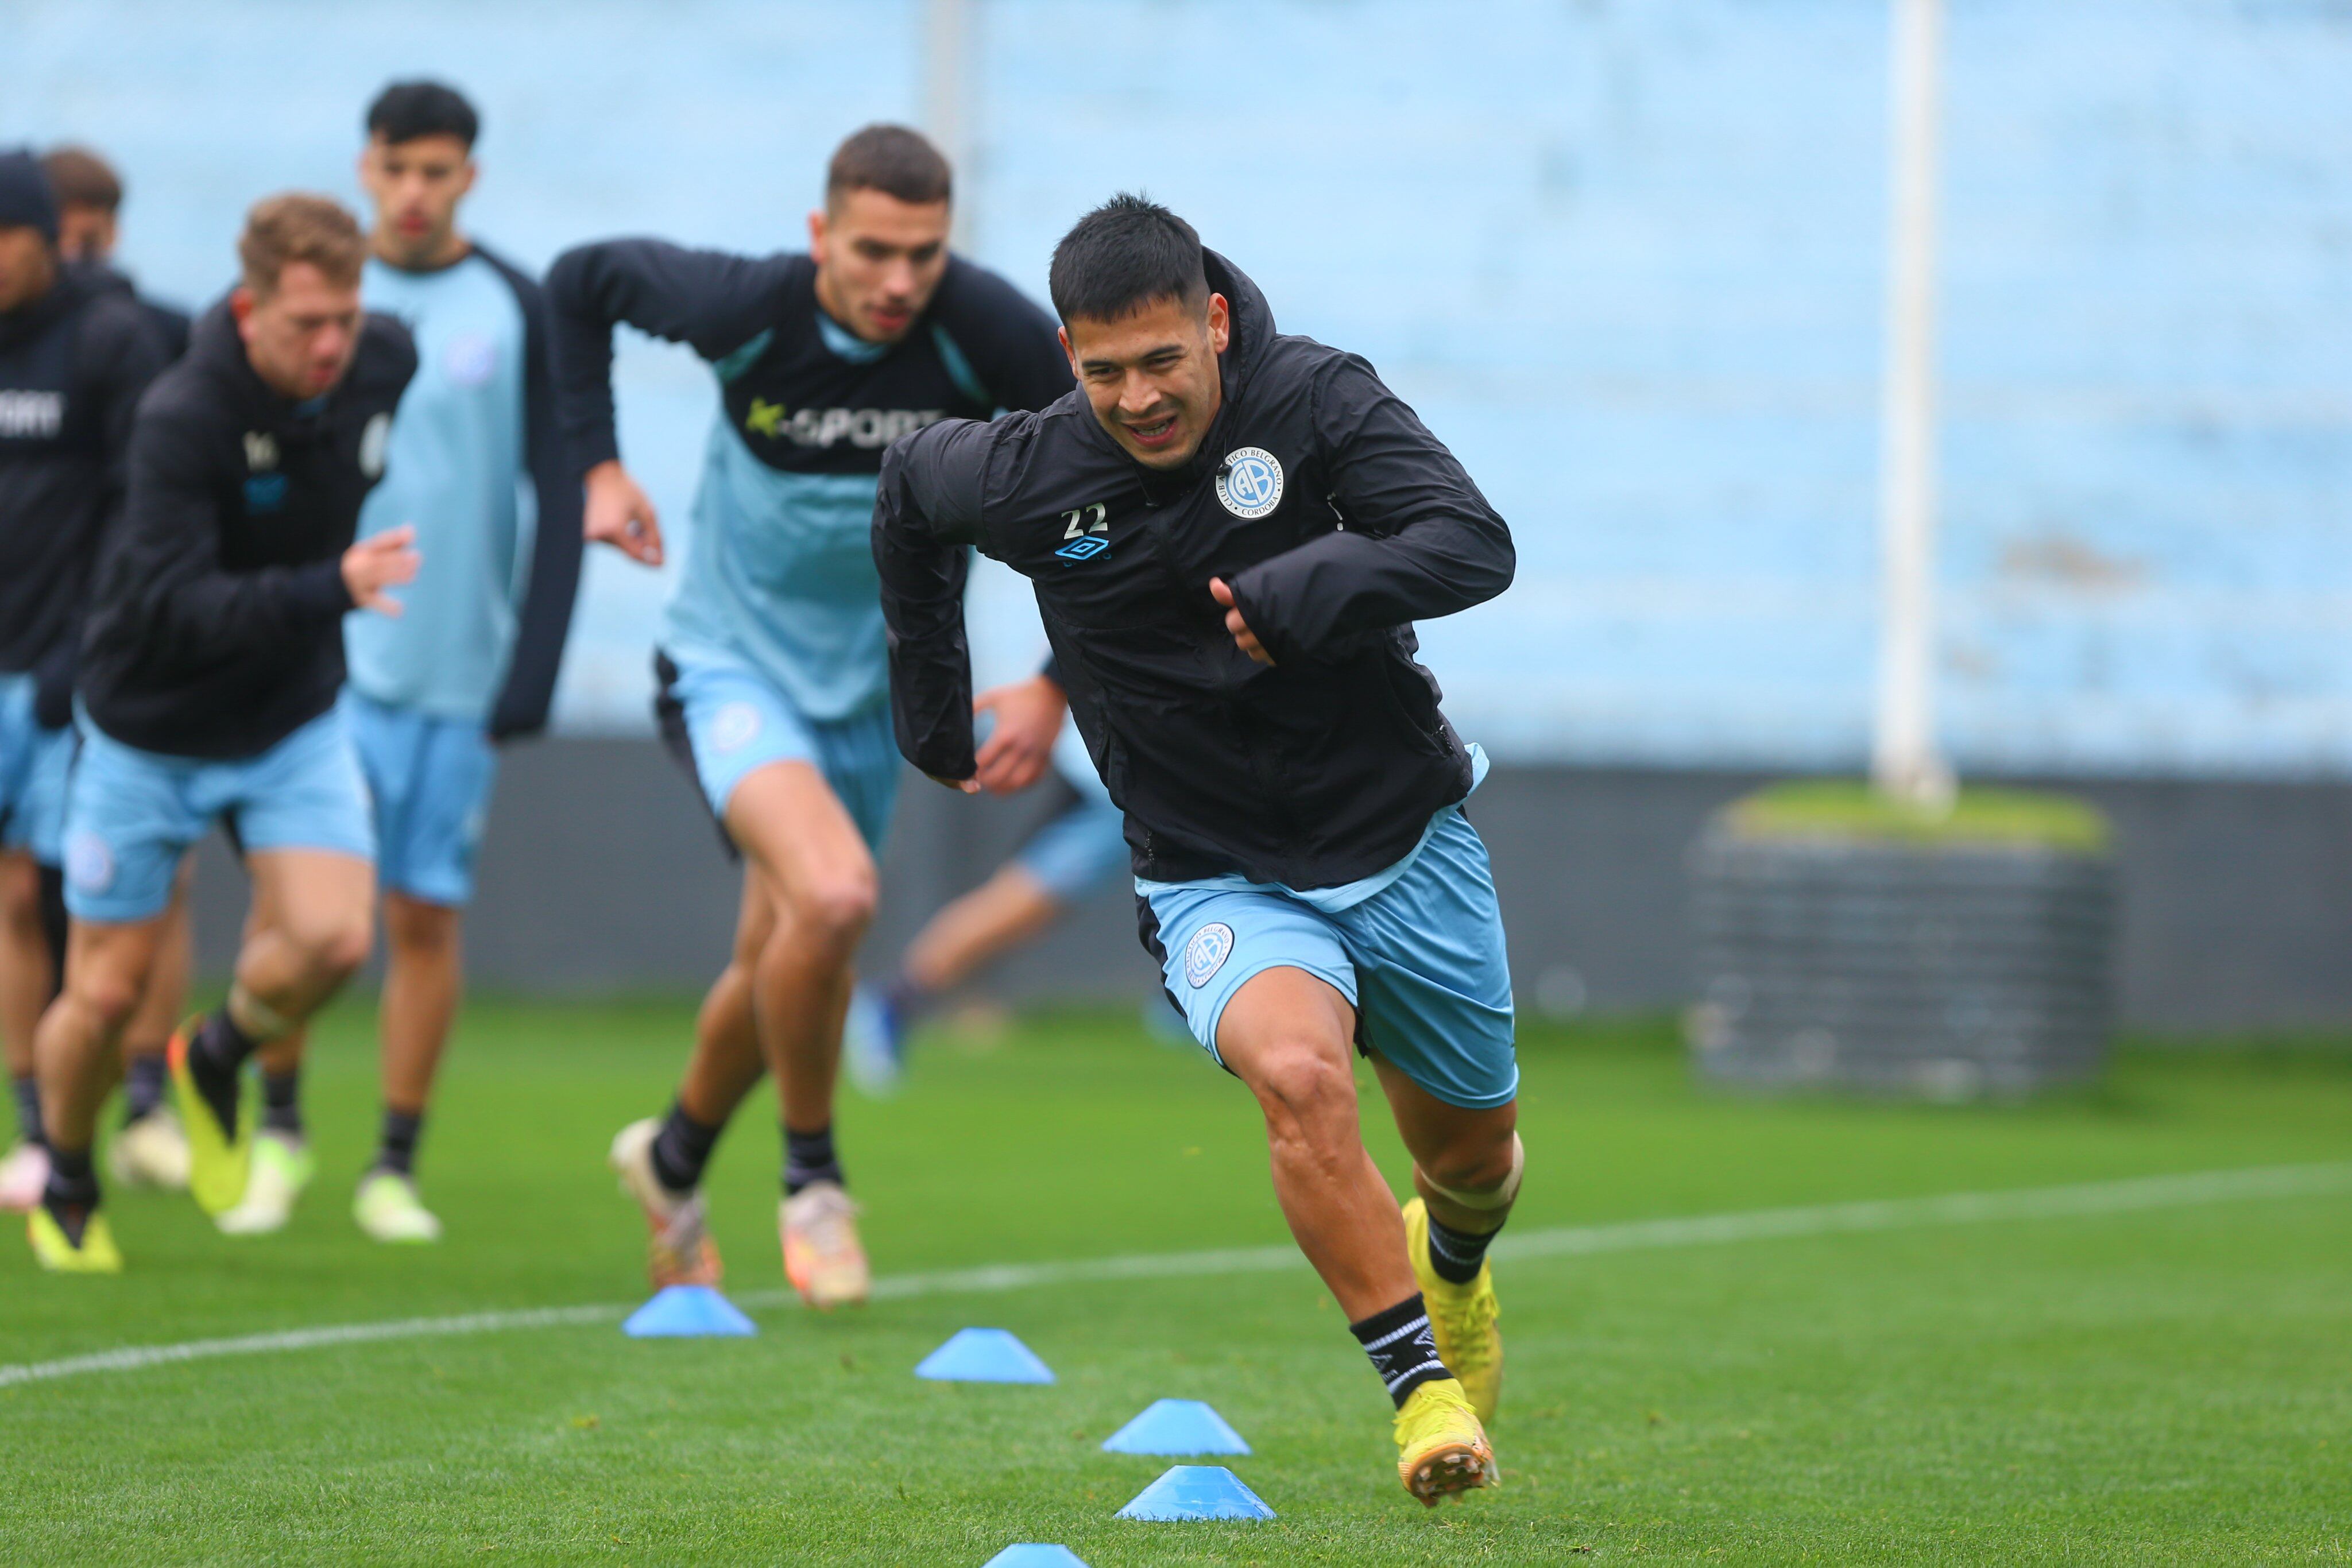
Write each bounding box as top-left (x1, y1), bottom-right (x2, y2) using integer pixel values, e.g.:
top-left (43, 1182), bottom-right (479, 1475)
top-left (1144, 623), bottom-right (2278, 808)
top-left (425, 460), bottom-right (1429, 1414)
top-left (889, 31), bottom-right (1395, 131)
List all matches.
top-left (544, 239), bottom-right (1071, 482)
top-left (78, 301), bottom-right (416, 759)
top-left (875, 251), bottom-right (1514, 891)
top-left (74, 261), bottom-right (193, 363)
top-left (0, 266), bottom-right (171, 719)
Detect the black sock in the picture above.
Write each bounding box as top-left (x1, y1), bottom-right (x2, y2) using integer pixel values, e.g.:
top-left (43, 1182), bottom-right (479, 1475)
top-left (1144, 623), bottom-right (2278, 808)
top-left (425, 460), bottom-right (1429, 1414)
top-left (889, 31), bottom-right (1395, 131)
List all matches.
top-left (123, 1054), bottom-right (168, 1124)
top-left (41, 1143), bottom-right (99, 1245)
top-left (187, 1007), bottom-right (257, 1136)
top-left (649, 1099), bottom-right (720, 1194)
top-left (1426, 1212), bottom-right (1504, 1286)
top-left (374, 1108), bottom-right (423, 1176)
top-left (11, 1073), bottom-right (42, 1148)
top-left (1351, 1292), bottom-right (1451, 1408)
top-left (261, 1067), bottom-right (303, 1139)
top-left (783, 1123), bottom-right (844, 1196)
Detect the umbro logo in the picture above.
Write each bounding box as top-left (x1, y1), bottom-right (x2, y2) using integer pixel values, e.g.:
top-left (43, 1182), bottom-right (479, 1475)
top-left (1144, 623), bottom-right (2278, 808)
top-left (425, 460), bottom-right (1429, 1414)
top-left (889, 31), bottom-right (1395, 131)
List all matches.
top-left (1055, 502), bottom-right (1109, 564)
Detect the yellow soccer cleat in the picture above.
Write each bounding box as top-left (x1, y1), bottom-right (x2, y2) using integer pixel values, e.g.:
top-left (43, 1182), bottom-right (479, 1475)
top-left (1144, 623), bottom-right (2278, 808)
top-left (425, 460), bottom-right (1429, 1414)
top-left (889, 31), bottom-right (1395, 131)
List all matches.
top-left (1404, 1196), bottom-right (1503, 1422)
top-left (1393, 1376), bottom-right (1499, 1507)
top-left (214, 1131), bottom-right (314, 1236)
top-left (608, 1119), bottom-right (722, 1288)
top-left (780, 1180), bottom-right (868, 1310)
top-left (27, 1204), bottom-right (123, 1274)
top-left (168, 1021), bottom-right (251, 1217)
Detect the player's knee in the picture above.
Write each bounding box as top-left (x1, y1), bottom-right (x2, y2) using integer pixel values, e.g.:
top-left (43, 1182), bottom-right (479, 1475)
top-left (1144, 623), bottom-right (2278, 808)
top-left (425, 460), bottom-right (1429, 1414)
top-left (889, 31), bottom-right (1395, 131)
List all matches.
top-left (792, 870), bottom-right (877, 950)
top-left (68, 966), bottom-right (143, 1035)
top-left (299, 912), bottom-right (376, 983)
top-left (1248, 1043), bottom-right (1357, 1136)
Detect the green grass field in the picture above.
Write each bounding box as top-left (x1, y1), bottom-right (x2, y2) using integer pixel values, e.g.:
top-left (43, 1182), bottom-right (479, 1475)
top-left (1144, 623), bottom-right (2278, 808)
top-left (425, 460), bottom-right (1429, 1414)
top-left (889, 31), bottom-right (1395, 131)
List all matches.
top-left (5, 1001), bottom-right (2351, 1565)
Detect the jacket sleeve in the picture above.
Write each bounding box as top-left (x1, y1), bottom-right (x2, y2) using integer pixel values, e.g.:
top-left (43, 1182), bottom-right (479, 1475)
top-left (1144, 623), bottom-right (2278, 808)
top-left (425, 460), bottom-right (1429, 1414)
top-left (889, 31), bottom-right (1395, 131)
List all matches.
top-left (483, 259), bottom-right (586, 742)
top-left (1225, 353), bottom-right (1514, 665)
top-left (543, 238), bottom-right (798, 474)
top-left (34, 301), bottom-right (175, 727)
top-left (114, 402), bottom-right (353, 668)
top-left (873, 417), bottom-right (997, 780)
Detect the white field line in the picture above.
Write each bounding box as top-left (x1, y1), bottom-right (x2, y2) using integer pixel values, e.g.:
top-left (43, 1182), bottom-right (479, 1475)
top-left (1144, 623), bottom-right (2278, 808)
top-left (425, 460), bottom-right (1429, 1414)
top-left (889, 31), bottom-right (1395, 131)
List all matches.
top-left (5, 1160), bottom-right (2346, 1391)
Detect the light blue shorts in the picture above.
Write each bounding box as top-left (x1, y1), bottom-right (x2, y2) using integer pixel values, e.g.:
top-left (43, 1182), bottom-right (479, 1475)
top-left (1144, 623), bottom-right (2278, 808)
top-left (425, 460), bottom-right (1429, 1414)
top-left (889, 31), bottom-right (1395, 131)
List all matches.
top-left (1139, 806), bottom-right (1519, 1110)
top-left (343, 690), bottom-right (499, 907)
top-left (1014, 789), bottom-right (1129, 901)
top-left (655, 645), bottom-right (900, 854)
top-left (0, 672), bottom-right (74, 864)
top-left (63, 704), bottom-right (376, 924)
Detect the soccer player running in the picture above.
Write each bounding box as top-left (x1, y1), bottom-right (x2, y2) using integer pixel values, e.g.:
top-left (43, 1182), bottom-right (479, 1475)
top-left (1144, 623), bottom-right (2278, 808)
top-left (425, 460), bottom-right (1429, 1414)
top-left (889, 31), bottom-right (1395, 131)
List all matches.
top-left (0, 149), bottom-right (172, 1214)
top-left (546, 126), bottom-right (1069, 1306)
top-left (41, 142), bottom-right (203, 1196)
top-left (876, 197), bottom-right (1521, 1504)
top-left (208, 81), bottom-right (587, 1242)
top-left (25, 195), bottom-right (419, 1271)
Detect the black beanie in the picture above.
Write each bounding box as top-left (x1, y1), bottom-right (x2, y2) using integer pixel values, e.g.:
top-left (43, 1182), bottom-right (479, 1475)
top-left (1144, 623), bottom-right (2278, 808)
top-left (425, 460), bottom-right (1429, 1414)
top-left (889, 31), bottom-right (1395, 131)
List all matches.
top-left (0, 149), bottom-right (59, 246)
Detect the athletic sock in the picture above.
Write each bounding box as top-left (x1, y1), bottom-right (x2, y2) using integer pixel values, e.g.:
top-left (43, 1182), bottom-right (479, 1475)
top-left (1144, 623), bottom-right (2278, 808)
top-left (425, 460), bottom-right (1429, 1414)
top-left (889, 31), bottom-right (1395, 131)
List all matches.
top-left (883, 975), bottom-right (930, 1029)
top-left (122, 1055), bottom-right (168, 1125)
top-left (1351, 1292), bottom-right (1452, 1408)
top-left (261, 1066), bottom-right (303, 1139)
top-left (11, 1072), bottom-right (43, 1148)
top-left (41, 1143), bottom-right (99, 1245)
top-left (374, 1109), bottom-right (424, 1176)
top-left (649, 1099), bottom-right (719, 1195)
top-left (187, 1007), bottom-right (258, 1135)
top-left (1425, 1212), bottom-right (1504, 1286)
top-left (783, 1123), bottom-right (844, 1196)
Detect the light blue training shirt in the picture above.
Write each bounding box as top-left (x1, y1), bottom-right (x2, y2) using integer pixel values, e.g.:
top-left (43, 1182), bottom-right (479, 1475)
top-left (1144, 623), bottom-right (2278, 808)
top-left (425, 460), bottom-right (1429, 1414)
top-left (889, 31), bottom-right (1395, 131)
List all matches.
top-left (348, 253), bottom-right (535, 723)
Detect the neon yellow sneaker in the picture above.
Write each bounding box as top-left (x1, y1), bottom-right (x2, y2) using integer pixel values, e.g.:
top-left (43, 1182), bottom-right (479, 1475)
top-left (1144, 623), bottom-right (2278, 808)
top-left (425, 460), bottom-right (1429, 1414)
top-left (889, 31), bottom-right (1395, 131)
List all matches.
top-left (168, 1022), bottom-right (250, 1217)
top-left (28, 1203), bottom-right (123, 1273)
top-left (608, 1119), bottom-right (722, 1288)
top-left (1405, 1196), bottom-right (1503, 1422)
top-left (353, 1170), bottom-right (442, 1244)
top-left (214, 1131), bottom-right (312, 1236)
top-left (110, 1108), bottom-right (192, 1191)
top-left (780, 1180), bottom-right (868, 1310)
top-left (1392, 1376), bottom-right (1498, 1506)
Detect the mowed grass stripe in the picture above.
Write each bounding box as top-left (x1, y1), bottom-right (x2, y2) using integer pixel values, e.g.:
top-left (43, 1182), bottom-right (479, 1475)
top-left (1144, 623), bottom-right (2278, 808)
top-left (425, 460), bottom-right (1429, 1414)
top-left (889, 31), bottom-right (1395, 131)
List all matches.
top-left (6, 1159), bottom-right (2344, 1391)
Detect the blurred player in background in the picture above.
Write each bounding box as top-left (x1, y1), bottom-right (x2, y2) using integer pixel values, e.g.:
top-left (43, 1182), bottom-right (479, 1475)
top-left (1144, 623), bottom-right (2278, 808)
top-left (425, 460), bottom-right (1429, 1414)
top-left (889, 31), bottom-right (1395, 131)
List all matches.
top-left (844, 722), bottom-right (1125, 1092)
top-left (211, 81), bottom-right (585, 1243)
top-left (0, 149), bottom-right (172, 1214)
top-left (40, 142), bottom-right (198, 1197)
top-left (877, 196), bottom-right (1520, 1504)
top-left (26, 195), bottom-right (418, 1271)
top-left (547, 125), bottom-right (1069, 1306)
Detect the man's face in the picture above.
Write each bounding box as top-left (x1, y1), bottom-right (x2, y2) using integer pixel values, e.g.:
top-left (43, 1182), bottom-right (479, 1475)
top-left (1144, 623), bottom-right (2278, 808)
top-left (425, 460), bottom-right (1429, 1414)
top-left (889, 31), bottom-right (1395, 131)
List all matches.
top-left (56, 203), bottom-right (116, 264)
top-left (234, 262), bottom-right (365, 400)
top-left (358, 132), bottom-right (474, 266)
top-left (807, 187), bottom-right (950, 344)
top-left (1061, 292), bottom-right (1230, 470)
top-left (0, 226), bottom-right (56, 313)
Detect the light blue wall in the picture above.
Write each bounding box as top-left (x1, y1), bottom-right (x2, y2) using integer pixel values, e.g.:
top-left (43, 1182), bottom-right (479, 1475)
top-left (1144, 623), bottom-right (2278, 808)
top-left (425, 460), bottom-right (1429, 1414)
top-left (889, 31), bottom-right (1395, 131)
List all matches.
top-left (11, 0), bottom-right (2349, 777)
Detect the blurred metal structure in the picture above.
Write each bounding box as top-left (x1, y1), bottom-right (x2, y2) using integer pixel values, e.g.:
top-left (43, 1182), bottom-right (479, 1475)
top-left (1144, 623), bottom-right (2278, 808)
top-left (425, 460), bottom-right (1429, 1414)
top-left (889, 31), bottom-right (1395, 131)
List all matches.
top-left (1687, 825), bottom-right (2117, 1095)
top-left (924, 0), bottom-right (973, 248)
top-left (1872, 0), bottom-right (1953, 810)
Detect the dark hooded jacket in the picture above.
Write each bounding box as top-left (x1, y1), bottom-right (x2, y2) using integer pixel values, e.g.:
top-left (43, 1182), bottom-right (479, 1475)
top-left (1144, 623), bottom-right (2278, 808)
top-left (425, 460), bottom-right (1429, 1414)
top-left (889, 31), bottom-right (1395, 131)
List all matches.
top-left (0, 264), bottom-right (171, 721)
top-left (873, 251), bottom-right (1514, 891)
top-left (77, 300), bottom-right (415, 758)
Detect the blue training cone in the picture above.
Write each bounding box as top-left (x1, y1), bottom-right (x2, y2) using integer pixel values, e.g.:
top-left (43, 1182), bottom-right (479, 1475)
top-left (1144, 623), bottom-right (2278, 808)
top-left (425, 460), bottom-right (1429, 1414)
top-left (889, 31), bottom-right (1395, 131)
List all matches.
top-left (982, 1547), bottom-right (1089, 1567)
top-left (622, 1284), bottom-right (757, 1338)
top-left (1101, 1399), bottom-right (1251, 1456)
top-left (914, 1327), bottom-right (1055, 1383)
top-left (1115, 1465), bottom-right (1276, 1521)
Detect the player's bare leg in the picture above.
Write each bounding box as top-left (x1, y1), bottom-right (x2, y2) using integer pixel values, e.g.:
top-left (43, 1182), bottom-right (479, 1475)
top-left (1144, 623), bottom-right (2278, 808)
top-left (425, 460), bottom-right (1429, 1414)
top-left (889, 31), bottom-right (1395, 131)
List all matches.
top-left (1216, 965), bottom-right (1498, 1504)
top-left (110, 868), bottom-right (192, 1190)
top-left (725, 760), bottom-right (876, 1308)
top-left (350, 891), bottom-right (461, 1241)
top-left (609, 873), bottom-right (763, 1287)
top-left (26, 913), bottom-right (164, 1267)
top-left (0, 847), bottom-right (53, 1208)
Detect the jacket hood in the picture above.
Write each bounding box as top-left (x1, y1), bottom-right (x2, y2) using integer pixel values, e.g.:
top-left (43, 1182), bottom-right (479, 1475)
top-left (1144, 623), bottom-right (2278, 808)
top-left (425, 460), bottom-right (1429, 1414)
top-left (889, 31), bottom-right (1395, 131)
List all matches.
top-left (0, 260), bottom-right (89, 353)
top-left (1204, 247), bottom-right (1276, 405)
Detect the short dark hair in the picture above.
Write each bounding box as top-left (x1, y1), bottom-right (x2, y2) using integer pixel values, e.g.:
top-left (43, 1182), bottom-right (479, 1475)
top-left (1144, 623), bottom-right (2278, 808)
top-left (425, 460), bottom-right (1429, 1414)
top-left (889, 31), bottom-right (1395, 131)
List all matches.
top-left (365, 80), bottom-right (479, 149)
top-left (41, 146), bottom-right (122, 212)
top-left (826, 124), bottom-right (951, 209)
top-left (1049, 194), bottom-right (1207, 325)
